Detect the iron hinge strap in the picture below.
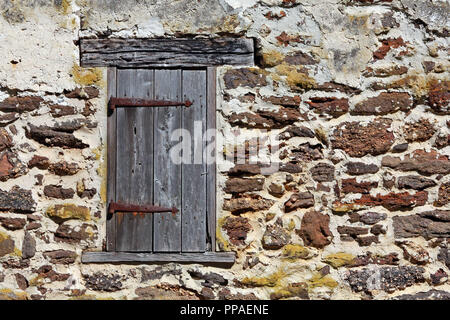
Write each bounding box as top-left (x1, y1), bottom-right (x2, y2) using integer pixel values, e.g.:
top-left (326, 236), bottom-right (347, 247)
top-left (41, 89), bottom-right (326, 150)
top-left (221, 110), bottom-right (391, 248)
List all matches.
top-left (108, 97), bottom-right (193, 111)
top-left (108, 201), bottom-right (179, 215)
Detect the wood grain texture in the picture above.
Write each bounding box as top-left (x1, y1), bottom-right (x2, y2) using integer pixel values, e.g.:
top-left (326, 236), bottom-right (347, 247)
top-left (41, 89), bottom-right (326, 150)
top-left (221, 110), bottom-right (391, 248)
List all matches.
top-left (115, 69), bottom-right (154, 252)
top-left (206, 67), bottom-right (217, 252)
top-left (82, 251), bottom-right (235, 264)
top-left (153, 69), bottom-right (182, 252)
top-left (181, 70), bottom-right (207, 252)
top-left (80, 38), bottom-right (254, 67)
top-left (106, 67), bottom-right (117, 252)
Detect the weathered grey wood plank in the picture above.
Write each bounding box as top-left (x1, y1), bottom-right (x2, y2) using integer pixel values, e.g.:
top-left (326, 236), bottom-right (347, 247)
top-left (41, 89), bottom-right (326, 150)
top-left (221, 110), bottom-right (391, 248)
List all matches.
top-left (81, 38), bottom-right (253, 53)
top-left (153, 69), bottom-right (182, 252)
top-left (106, 67), bottom-right (117, 252)
top-left (206, 67), bottom-right (217, 252)
top-left (82, 251), bottom-right (235, 265)
top-left (81, 51), bottom-right (254, 68)
top-left (115, 69), bottom-right (154, 252)
top-left (181, 70), bottom-right (207, 252)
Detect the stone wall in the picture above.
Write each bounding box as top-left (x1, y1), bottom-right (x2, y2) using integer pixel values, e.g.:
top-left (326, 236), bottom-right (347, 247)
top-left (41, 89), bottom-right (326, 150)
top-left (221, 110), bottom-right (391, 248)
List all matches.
top-left (0, 0), bottom-right (448, 300)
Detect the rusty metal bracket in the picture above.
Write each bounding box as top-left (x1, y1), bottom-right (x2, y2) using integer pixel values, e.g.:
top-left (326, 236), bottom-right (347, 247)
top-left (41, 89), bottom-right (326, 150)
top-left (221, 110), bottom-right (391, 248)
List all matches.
top-left (108, 97), bottom-right (193, 111)
top-left (108, 201), bottom-right (179, 215)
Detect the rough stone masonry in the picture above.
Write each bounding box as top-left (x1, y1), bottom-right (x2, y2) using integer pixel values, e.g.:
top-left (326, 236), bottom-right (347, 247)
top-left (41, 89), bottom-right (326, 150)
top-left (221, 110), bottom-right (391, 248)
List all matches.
top-left (0, 0), bottom-right (449, 300)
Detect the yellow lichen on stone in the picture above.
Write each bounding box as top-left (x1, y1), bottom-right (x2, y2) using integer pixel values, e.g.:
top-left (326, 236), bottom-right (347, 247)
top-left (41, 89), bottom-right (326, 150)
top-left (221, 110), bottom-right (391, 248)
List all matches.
top-left (94, 145), bottom-right (107, 204)
top-left (262, 50), bottom-right (285, 68)
top-left (216, 216), bottom-right (231, 251)
top-left (275, 63), bottom-right (316, 90)
top-left (71, 65), bottom-right (103, 86)
top-left (0, 289), bottom-right (28, 300)
top-left (0, 231), bottom-right (15, 257)
top-left (323, 252), bottom-right (356, 268)
top-left (46, 204), bottom-right (91, 223)
top-left (282, 244), bottom-right (310, 261)
top-left (307, 273), bottom-right (338, 290)
top-left (270, 282), bottom-right (308, 300)
top-left (287, 219), bottom-right (296, 231)
top-left (241, 270), bottom-right (286, 287)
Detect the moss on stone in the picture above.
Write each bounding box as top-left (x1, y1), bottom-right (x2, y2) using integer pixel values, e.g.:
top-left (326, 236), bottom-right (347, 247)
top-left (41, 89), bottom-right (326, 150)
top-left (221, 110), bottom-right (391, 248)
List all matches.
top-left (46, 204), bottom-right (91, 223)
top-left (282, 244), bottom-right (310, 261)
top-left (323, 252), bottom-right (356, 268)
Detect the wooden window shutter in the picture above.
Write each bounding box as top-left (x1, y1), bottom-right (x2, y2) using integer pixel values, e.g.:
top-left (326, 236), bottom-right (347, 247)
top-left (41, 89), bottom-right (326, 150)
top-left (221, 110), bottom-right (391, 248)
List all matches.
top-left (108, 68), bottom-right (212, 253)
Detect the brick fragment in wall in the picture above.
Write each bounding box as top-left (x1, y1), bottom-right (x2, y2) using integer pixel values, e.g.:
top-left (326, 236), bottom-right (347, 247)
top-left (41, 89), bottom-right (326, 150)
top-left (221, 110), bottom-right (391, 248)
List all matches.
top-left (135, 285), bottom-right (199, 300)
top-left (34, 265), bottom-right (70, 282)
top-left (310, 163), bottom-right (335, 182)
top-left (345, 162), bottom-right (379, 176)
top-left (54, 223), bottom-right (97, 244)
top-left (43, 250), bottom-right (77, 264)
top-left (48, 161), bottom-right (80, 176)
top-left (0, 186), bottom-right (35, 213)
top-left (393, 210), bottom-right (450, 239)
top-left (223, 68), bottom-right (267, 89)
top-left (140, 266), bottom-right (182, 283)
top-left (223, 195), bottom-right (274, 214)
top-left (382, 150), bottom-right (450, 176)
top-left (285, 142), bottom-right (323, 162)
top-left (261, 95), bottom-right (301, 107)
top-left (0, 96), bottom-right (43, 113)
top-left (435, 182), bottom-right (449, 207)
top-left (0, 128), bottom-right (13, 152)
top-left (278, 125), bottom-right (315, 140)
top-left (228, 107), bottom-right (301, 129)
top-left (188, 270), bottom-right (228, 287)
top-left (224, 177), bottom-right (264, 193)
top-left (354, 191), bottom-right (428, 211)
top-left (397, 175), bottom-right (436, 190)
top-left (262, 223), bottom-right (291, 250)
top-left (331, 118), bottom-right (394, 157)
top-left (306, 97), bottom-right (349, 118)
top-left (428, 82), bottom-right (450, 115)
top-left (393, 290), bottom-right (450, 300)
top-left (434, 133), bottom-right (450, 149)
top-left (0, 151), bottom-right (27, 181)
top-left (363, 65), bottom-right (408, 78)
top-left (341, 179), bottom-right (377, 194)
top-left (25, 124), bottom-right (88, 149)
top-left (346, 266), bottom-right (425, 293)
top-left (284, 192), bottom-right (314, 212)
top-left (297, 211), bottom-right (332, 248)
top-left (351, 92), bottom-right (412, 115)
top-left (0, 216), bottom-right (26, 230)
top-left (83, 273), bottom-right (123, 292)
top-left (404, 119), bottom-right (436, 142)
top-left (396, 241), bottom-right (430, 265)
top-left (44, 185), bottom-right (75, 199)
top-left (0, 113), bottom-right (19, 127)
top-left (49, 105), bottom-right (76, 118)
top-left (373, 37), bottom-right (407, 61)
top-left (222, 216), bottom-right (251, 246)
top-left (22, 232), bottom-right (36, 259)
top-left (64, 86), bottom-right (99, 99)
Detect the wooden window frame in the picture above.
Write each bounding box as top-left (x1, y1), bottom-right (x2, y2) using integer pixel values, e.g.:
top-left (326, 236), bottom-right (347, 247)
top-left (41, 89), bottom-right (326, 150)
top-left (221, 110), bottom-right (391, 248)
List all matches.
top-left (80, 38), bottom-right (254, 265)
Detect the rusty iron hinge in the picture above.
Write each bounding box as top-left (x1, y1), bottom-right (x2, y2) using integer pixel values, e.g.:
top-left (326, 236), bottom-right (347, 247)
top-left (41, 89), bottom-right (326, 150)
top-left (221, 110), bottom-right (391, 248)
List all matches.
top-left (108, 97), bottom-right (193, 111)
top-left (108, 201), bottom-right (179, 215)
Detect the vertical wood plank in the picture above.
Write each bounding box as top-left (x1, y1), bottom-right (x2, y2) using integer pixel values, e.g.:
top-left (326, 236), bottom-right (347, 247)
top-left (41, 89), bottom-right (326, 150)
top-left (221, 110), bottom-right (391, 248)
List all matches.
top-left (106, 67), bottom-right (117, 252)
top-left (115, 69), bottom-right (154, 252)
top-left (181, 70), bottom-right (207, 252)
top-left (206, 67), bottom-right (217, 251)
top-left (153, 69), bottom-right (182, 252)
